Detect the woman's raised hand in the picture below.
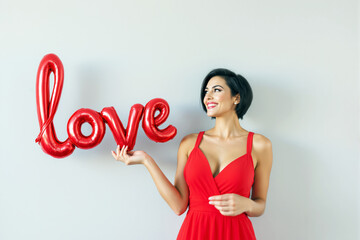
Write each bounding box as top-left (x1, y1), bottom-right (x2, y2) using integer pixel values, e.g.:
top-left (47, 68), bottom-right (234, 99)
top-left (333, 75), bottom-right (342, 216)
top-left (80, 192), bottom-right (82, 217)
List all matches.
top-left (111, 145), bottom-right (149, 165)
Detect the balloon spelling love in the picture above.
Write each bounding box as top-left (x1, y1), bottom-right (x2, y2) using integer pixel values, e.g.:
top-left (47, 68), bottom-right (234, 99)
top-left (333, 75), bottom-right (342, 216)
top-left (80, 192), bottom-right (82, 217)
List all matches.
top-left (35, 53), bottom-right (177, 158)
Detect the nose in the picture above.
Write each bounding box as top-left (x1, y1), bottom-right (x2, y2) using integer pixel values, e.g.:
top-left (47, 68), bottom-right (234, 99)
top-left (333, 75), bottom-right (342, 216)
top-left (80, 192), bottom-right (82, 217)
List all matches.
top-left (205, 92), bottom-right (213, 102)
top-left (205, 90), bottom-right (213, 98)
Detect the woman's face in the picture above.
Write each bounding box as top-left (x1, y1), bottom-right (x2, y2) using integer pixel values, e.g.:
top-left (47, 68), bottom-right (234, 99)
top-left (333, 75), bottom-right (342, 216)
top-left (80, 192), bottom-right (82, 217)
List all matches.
top-left (203, 76), bottom-right (239, 118)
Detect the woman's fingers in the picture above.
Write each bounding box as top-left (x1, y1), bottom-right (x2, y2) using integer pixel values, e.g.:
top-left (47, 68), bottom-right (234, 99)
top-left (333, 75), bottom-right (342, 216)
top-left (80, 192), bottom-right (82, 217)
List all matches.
top-left (112, 145), bottom-right (142, 166)
top-left (121, 146), bottom-right (127, 158)
top-left (209, 193), bottom-right (247, 216)
top-left (209, 196), bottom-right (232, 212)
top-left (112, 145), bottom-right (126, 162)
top-left (209, 194), bottom-right (230, 201)
top-left (115, 145), bottom-right (129, 164)
top-left (111, 150), bottom-right (117, 160)
top-left (119, 145), bottom-right (124, 156)
top-left (210, 200), bottom-right (233, 216)
top-left (214, 205), bottom-right (232, 213)
top-left (120, 145), bottom-right (125, 157)
top-left (209, 201), bottom-right (227, 207)
top-left (116, 145), bottom-right (120, 156)
top-left (209, 200), bottom-right (229, 210)
top-left (112, 148), bottom-right (122, 161)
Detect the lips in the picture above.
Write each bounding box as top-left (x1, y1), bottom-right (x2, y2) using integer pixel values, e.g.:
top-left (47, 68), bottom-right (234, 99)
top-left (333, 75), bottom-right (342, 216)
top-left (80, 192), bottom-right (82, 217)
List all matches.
top-left (207, 102), bottom-right (218, 109)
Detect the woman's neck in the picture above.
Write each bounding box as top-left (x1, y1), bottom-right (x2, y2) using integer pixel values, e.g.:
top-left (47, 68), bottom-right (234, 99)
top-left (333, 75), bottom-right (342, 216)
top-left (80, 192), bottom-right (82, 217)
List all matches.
top-left (209, 112), bottom-right (246, 139)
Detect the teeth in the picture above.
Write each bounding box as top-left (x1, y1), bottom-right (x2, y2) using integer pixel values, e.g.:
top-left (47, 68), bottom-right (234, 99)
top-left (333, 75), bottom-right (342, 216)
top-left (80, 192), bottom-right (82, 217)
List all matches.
top-left (207, 103), bottom-right (217, 108)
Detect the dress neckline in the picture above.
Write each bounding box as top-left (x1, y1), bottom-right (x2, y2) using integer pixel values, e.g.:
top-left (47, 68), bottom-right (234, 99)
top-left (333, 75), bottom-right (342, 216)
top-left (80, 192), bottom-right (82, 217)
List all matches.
top-left (196, 131), bottom-right (251, 179)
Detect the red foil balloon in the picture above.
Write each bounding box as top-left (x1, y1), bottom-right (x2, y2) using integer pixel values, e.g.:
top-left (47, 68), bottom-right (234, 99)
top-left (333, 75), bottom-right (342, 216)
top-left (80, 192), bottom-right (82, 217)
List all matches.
top-left (67, 108), bottom-right (106, 149)
top-left (101, 104), bottom-right (144, 151)
top-left (35, 54), bottom-right (177, 158)
top-left (142, 98), bottom-right (177, 142)
top-left (35, 54), bottom-right (75, 158)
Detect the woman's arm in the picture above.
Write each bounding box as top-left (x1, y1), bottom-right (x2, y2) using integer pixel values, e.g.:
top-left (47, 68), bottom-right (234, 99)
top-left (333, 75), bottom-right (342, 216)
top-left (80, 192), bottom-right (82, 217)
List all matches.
top-left (245, 134), bottom-right (273, 217)
top-left (112, 134), bottom-right (194, 216)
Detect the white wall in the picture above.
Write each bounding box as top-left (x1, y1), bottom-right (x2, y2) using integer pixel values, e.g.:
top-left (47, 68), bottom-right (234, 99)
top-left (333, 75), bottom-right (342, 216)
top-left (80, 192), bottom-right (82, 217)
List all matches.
top-left (0, 0), bottom-right (359, 239)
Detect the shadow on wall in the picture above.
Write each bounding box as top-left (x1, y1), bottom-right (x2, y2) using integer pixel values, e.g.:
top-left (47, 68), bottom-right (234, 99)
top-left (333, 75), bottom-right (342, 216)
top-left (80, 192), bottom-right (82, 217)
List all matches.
top-left (251, 136), bottom-right (313, 240)
top-left (76, 64), bottom-right (104, 109)
top-left (247, 78), bottom-right (298, 133)
top-left (248, 79), bottom-right (313, 239)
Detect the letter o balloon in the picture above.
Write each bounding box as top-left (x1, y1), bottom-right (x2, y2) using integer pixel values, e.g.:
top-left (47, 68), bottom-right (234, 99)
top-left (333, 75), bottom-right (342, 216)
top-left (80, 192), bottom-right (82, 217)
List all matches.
top-left (67, 108), bottom-right (106, 149)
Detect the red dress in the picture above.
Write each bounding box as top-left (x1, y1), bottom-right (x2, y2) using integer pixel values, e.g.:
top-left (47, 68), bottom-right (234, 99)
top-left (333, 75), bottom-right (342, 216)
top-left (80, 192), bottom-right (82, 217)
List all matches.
top-left (177, 131), bottom-right (256, 240)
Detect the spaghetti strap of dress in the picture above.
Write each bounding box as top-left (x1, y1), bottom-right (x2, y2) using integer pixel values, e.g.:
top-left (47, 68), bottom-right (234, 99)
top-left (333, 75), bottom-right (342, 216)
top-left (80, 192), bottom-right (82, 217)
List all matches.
top-left (194, 131), bottom-right (205, 148)
top-left (247, 132), bottom-right (254, 155)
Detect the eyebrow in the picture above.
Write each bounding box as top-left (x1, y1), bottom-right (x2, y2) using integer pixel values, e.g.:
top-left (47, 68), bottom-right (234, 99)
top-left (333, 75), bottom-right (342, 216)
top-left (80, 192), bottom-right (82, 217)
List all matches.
top-left (205, 85), bottom-right (224, 90)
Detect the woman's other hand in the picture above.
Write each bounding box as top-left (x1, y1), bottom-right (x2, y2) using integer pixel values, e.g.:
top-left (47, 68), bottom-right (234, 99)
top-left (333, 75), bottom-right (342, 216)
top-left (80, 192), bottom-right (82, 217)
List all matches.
top-left (208, 193), bottom-right (253, 216)
top-left (111, 145), bottom-right (150, 165)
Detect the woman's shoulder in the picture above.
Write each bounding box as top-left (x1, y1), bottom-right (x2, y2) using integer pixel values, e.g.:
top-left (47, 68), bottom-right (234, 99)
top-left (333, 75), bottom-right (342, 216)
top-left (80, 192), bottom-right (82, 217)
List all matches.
top-left (178, 132), bottom-right (201, 156)
top-left (179, 132), bottom-right (200, 146)
top-left (252, 132), bottom-right (272, 164)
top-left (252, 132), bottom-right (272, 146)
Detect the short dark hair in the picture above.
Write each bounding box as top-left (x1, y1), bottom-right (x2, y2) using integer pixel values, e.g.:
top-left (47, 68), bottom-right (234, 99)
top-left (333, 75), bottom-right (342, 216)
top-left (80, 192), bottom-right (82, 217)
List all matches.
top-left (200, 68), bottom-right (253, 120)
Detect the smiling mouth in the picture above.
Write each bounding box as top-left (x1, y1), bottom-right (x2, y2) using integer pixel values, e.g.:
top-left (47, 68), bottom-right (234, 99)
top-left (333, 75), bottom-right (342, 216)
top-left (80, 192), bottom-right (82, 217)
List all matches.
top-left (207, 103), bottom-right (217, 109)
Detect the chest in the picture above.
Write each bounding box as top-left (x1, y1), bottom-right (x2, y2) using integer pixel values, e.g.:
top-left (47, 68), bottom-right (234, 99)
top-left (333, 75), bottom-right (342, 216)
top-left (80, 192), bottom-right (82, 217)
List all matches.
top-left (184, 147), bottom-right (255, 195)
top-left (198, 138), bottom-right (250, 177)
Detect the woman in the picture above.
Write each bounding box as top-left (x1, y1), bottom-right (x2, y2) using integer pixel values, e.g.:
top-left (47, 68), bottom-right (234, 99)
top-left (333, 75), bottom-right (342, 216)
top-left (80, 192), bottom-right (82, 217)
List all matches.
top-left (112, 68), bottom-right (273, 239)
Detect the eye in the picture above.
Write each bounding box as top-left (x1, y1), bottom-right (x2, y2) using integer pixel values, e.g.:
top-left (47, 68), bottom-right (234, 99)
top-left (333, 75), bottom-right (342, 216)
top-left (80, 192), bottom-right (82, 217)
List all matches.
top-left (214, 88), bottom-right (221, 92)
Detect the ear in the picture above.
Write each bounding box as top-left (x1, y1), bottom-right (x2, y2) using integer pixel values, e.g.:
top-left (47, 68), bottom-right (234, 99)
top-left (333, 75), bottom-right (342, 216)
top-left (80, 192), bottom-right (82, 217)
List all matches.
top-left (233, 93), bottom-right (240, 104)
